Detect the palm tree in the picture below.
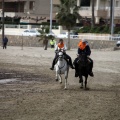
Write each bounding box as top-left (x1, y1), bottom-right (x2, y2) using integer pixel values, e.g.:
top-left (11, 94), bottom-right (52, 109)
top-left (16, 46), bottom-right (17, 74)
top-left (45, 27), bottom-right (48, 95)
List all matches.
top-left (91, 0), bottom-right (95, 28)
top-left (39, 26), bottom-right (55, 50)
top-left (55, 0), bottom-right (81, 50)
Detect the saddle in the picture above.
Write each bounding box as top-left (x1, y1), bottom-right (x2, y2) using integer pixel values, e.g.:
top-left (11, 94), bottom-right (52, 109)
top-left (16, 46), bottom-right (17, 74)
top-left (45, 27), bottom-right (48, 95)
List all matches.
top-left (77, 57), bottom-right (90, 66)
top-left (55, 55), bottom-right (69, 64)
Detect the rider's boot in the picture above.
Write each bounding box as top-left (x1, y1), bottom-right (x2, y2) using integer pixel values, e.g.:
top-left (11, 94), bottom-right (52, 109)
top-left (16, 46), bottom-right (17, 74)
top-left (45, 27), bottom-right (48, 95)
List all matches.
top-left (75, 67), bottom-right (78, 77)
top-left (69, 62), bottom-right (75, 69)
top-left (89, 65), bottom-right (94, 77)
top-left (73, 61), bottom-right (78, 77)
top-left (50, 64), bottom-right (54, 70)
top-left (50, 67), bottom-right (54, 70)
top-left (75, 72), bottom-right (78, 77)
top-left (89, 71), bottom-right (94, 77)
top-left (50, 59), bottom-right (56, 70)
top-left (71, 65), bottom-right (75, 69)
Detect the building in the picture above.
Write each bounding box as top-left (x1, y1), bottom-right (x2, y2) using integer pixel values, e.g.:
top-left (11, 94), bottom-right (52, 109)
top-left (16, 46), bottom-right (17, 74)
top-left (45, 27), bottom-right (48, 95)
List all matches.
top-left (0, 0), bottom-right (54, 35)
top-left (77, 0), bottom-right (120, 24)
top-left (0, 0), bottom-right (120, 35)
top-left (53, 0), bottom-right (120, 24)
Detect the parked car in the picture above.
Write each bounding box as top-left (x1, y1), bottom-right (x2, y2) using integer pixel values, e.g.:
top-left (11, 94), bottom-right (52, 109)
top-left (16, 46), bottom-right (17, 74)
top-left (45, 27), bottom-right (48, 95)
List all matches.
top-left (22, 29), bottom-right (40, 36)
top-left (116, 41), bottom-right (120, 47)
top-left (46, 32), bottom-right (57, 38)
top-left (57, 32), bottom-right (78, 38)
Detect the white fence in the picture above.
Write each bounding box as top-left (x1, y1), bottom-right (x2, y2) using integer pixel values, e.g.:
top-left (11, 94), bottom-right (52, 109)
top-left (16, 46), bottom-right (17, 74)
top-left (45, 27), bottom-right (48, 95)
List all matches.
top-left (69, 35), bottom-right (120, 41)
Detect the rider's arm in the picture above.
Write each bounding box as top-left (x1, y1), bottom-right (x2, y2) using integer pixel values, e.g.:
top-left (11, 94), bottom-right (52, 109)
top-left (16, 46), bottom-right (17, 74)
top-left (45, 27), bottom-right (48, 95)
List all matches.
top-left (86, 45), bottom-right (91, 56)
top-left (55, 44), bottom-right (58, 53)
top-left (64, 44), bottom-right (67, 51)
top-left (78, 48), bottom-right (81, 55)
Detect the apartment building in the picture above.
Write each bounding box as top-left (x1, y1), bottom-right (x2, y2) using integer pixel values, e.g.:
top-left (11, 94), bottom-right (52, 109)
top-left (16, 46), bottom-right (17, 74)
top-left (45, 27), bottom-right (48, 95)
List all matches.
top-left (0, 0), bottom-right (120, 35)
top-left (1, 0), bottom-right (52, 22)
top-left (0, 0), bottom-right (52, 28)
top-left (52, 0), bottom-right (120, 24)
top-left (0, 0), bottom-right (55, 34)
top-left (77, 0), bottom-right (120, 24)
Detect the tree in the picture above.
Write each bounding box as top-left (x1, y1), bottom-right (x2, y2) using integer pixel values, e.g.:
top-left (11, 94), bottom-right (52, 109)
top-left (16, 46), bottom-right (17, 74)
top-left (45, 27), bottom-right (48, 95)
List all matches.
top-left (38, 26), bottom-right (55, 50)
top-left (55, 0), bottom-right (81, 50)
top-left (91, 0), bottom-right (95, 28)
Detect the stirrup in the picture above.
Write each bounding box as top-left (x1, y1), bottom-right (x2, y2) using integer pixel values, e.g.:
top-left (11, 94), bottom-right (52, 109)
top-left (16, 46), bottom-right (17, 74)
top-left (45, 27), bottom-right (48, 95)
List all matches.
top-left (71, 66), bottom-right (75, 69)
top-left (89, 72), bottom-right (94, 77)
top-left (50, 67), bottom-right (54, 70)
top-left (75, 72), bottom-right (78, 77)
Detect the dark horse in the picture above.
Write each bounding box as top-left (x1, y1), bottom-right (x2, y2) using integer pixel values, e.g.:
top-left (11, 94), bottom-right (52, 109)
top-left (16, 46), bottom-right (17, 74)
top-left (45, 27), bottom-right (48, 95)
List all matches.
top-left (77, 53), bottom-right (90, 90)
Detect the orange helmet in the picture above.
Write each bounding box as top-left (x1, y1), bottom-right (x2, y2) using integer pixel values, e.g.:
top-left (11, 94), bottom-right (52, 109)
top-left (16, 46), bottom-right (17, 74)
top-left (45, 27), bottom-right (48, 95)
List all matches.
top-left (78, 40), bottom-right (86, 50)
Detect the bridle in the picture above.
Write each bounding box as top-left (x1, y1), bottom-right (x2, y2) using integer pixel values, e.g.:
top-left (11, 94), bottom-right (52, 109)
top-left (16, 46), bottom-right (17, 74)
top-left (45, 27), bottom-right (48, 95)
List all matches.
top-left (57, 51), bottom-right (66, 70)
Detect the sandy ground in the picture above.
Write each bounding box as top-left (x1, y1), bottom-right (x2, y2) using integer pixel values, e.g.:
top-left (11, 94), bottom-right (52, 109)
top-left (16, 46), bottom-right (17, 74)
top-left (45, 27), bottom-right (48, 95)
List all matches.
top-left (0, 46), bottom-right (120, 120)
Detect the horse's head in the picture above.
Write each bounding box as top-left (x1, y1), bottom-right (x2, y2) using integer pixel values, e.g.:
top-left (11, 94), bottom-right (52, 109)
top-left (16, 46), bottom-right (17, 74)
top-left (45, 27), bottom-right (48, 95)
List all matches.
top-left (58, 51), bottom-right (64, 61)
top-left (78, 53), bottom-right (88, 66)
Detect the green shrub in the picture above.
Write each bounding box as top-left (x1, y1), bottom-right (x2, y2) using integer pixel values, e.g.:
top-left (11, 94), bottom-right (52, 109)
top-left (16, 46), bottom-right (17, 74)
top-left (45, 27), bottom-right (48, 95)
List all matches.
top-left (77, 26), bottom-right (111, 34)
top-left (89, 27), bottom-right (98, 33)
top-left (114, 27), bottom-right (120, 34)
top-left (78, 26), bottom-right (91, 33)
top-left (101, 26), bottom-right (109, 33)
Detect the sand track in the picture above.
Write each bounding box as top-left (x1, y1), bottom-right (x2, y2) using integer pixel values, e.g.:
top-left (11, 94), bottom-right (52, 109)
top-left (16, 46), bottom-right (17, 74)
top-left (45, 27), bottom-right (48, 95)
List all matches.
top-left (0, 46), bottom-right (120, 120)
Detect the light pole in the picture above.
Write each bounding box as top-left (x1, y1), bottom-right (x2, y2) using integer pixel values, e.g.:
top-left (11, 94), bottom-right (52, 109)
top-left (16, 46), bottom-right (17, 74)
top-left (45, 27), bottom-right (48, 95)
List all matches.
top-left (111, 0), bottom-right (115, 38)
top-left (2, 0), bottom-right (4, 42)
top-left (50, 0), bottom-right (53, 34)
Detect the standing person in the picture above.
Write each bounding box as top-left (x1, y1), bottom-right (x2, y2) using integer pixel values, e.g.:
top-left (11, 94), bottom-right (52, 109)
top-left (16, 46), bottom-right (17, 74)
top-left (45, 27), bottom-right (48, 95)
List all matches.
top-left (43, 36), bottom-right (48, 50)
top-left (3, 36), bottom-right (8, 49)
top-left (50, 38), bottom-right (56, 48)
top-left (50, 39), bottom-right (74, 70)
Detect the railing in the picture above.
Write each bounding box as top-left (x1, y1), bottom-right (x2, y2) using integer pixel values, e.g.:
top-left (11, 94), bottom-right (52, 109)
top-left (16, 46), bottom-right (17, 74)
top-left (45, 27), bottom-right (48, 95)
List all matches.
top-left (64, 35), bottom-right (120, 41)
top-left (80, 7), bottom-right (120, 11)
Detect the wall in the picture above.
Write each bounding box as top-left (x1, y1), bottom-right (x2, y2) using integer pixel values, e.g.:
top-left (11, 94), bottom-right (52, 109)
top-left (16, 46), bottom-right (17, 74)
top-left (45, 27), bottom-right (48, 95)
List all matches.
top-left (0, 35), bottom-right (116, 49)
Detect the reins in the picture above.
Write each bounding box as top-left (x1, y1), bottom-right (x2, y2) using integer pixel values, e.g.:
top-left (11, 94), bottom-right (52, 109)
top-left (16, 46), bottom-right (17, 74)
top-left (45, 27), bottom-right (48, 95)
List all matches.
top-left (57, 63), bottom-right (65, 70)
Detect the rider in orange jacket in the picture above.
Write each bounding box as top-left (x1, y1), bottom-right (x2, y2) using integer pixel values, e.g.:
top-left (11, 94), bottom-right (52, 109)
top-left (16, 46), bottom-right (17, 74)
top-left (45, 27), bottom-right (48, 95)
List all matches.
top-left (50, 39), bottom-right (74, 70)
top-left (73, 39), bottom-right (94, 77)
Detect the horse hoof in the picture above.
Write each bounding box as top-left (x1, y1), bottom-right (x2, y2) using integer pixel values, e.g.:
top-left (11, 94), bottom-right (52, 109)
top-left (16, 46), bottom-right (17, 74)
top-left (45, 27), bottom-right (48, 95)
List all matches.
top-left (55, 79), bottom-right (58, 81)
top-left (60, 82), bottom-right (62, 84)
top-left (79, 80), bottom-right (82, 83)
top-left (80, 86), bottom-right (83, 89)
top-left (64, 87), bottom-right (67, 90)
top-left (85, 88), bottom-right (89, 90)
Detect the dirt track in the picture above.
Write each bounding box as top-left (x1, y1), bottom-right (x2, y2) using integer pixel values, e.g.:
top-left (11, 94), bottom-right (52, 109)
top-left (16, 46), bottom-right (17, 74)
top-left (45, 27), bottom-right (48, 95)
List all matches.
top-left (0, 46), bottom-right (120, 120)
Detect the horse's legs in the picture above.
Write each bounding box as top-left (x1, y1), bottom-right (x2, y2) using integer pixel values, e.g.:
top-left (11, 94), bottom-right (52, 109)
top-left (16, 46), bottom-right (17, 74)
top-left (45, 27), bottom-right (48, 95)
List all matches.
top-left (59, 74), bottom-right (62, 84)
top-left (55, 71), bottom-right (58, 81)
top-left (64, 70), bottom-right (68, 89)
top-left (64, 78), bottom-right (67, 90)
top-left (85, 76), bottom-right (89, 90)
top-left (79, 76), bottom-right (83, 89)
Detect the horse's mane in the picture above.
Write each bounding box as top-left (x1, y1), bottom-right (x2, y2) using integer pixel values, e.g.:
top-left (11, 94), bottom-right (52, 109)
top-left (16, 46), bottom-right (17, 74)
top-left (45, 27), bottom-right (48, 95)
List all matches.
top-left (77, 54), bottom-right (90, 76)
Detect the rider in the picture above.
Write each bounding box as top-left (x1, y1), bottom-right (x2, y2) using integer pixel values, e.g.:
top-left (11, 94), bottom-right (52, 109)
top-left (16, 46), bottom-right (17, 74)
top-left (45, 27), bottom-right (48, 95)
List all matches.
top-left (50, 39), bottom-right (75, 70)
top-left (73, 39), bottom-right (94, 77)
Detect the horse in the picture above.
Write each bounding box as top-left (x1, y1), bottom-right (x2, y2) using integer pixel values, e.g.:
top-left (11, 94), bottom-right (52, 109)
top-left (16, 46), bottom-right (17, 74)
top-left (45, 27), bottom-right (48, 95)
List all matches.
top-left (55, 50), bottom-right (69, 89)
top-left (77, 53), bottom-right (90, 90)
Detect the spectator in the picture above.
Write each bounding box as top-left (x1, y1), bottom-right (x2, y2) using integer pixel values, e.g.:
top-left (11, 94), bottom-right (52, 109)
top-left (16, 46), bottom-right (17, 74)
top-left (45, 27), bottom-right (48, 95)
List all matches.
top-left (50, 38), bottom-right (56, 48)
top-left (3, 36), bottom-right (8, 49)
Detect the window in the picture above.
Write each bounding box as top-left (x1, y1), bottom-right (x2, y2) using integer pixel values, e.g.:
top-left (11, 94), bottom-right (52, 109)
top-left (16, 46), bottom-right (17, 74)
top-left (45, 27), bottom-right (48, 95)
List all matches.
top-left (20, 25), bottom-right (27, 29)
top-left (80, 0), bottom-right (90, 7)
top-left (5, 24), bottom-right (18, 28)
top-left (29, 1), bottom-right (34, 10)
top-left (116, 1), bottom-right (119, 7)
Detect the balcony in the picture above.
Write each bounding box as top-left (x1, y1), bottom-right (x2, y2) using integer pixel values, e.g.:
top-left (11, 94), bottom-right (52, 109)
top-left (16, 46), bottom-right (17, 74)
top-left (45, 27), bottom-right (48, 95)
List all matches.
top-left (79, 7), bottom-right (120, 18)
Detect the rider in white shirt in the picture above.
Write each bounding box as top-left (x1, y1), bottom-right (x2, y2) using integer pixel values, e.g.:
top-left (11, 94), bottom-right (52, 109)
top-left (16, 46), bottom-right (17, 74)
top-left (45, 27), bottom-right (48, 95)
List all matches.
top-left (50, 39), bottom-right (74, 70)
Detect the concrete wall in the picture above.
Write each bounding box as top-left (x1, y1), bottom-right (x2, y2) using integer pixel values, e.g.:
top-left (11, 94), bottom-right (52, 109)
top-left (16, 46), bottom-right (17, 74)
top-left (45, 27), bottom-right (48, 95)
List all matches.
top-left (0, 35), bottom-right (116, 49)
